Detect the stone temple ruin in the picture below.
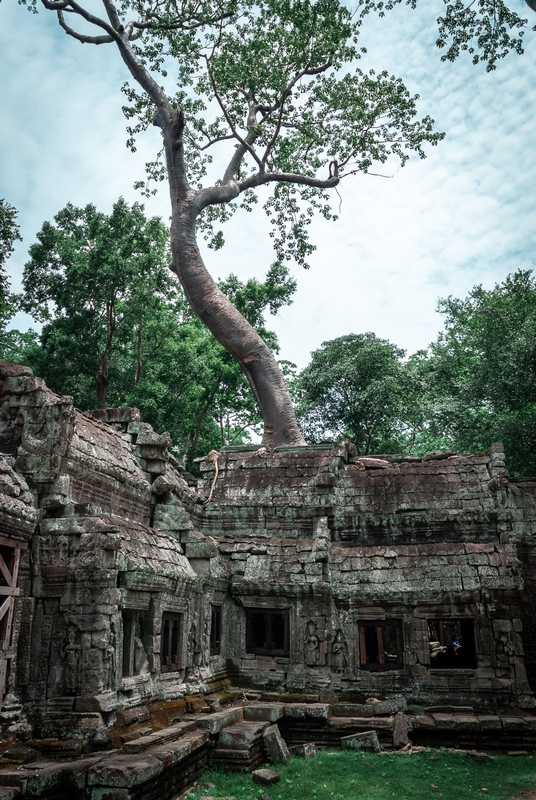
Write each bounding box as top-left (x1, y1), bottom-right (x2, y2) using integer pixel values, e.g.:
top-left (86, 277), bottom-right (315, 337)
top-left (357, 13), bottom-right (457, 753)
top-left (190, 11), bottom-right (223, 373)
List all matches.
top-left (1, 360), bottom-right (536, 796)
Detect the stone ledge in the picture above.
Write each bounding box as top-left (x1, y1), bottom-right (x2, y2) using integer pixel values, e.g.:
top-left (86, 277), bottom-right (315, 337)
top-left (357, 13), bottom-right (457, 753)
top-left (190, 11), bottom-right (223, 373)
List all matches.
top-left (122, 721), bottom-right (197, 754)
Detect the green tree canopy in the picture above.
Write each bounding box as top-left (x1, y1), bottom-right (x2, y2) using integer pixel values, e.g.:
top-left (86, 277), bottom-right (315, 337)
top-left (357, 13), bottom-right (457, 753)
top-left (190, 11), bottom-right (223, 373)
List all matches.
top-left (298, 332), bottom-right (416, 454)
top-left (418, 269), bottom-right (536, 477)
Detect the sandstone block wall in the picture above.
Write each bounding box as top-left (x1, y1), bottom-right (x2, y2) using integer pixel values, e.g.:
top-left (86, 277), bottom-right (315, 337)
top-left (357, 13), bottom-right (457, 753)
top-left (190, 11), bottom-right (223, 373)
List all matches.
top-left (0, 362), bottom-right (535, 745)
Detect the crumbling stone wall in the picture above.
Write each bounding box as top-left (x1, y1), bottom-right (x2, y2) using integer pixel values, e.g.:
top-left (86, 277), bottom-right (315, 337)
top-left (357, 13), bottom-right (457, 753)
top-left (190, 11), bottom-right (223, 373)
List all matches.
top-left (0, 361), bottom-right (536, 747)
top-left (193, 444), bottom-right (536, 710)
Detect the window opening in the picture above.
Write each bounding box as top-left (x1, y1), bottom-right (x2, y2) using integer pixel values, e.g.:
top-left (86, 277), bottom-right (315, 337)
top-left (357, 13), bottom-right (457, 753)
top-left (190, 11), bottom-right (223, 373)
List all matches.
top-left (122, 609), bottom-right (137, 676)
top-left (246, 608), bottom-right (289, 657)
top-left (428, 619), bottom-right (477, 669)
top-left (210, 606), bottom-right (222, 656)
top-left (359, 620), bottom-right (403, 670)
top-left (161, 612), bottom-right (182, 673)
top-left (122, 609), bottom-right (149, 677)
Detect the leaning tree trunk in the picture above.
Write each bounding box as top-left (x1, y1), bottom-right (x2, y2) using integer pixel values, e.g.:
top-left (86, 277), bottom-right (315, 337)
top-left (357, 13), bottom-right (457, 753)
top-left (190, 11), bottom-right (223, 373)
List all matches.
top-left (163, 117), bottom-right (305, 448)
top-left (170, 203), bottom-right (305, 448)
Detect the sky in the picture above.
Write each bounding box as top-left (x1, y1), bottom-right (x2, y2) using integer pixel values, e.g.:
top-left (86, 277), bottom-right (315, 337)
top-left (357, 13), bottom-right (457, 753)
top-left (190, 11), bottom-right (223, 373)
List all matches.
top-left (1, 0), bottom-right (535, 370)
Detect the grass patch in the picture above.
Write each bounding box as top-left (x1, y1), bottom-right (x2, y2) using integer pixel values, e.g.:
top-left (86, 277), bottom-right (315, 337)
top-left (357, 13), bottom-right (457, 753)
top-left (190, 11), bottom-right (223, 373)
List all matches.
top-left (187, 750), bottom-right (536, 800)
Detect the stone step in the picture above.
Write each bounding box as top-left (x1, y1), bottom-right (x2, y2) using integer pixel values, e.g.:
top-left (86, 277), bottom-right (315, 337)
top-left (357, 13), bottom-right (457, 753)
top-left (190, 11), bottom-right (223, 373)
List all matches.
top-left (196, 706), bottom-right (243, 734)
top-left (122, 721), bottom-right (197, 754)
top-left (284, 703), bottom-right (331, 720)
top-left (218, 721), bottom-right (269, 750)
top-left (88, 754), bottom-right (164, 789)
top-left (333, 699), bottom-right (407, 718)
top-left (210, 746), bottom-right (265, 772)
top-left (149, 731), bottom-right (208, 767)
top-left (327, 716), bottom-right (394, 731)
top-left (244, 704), bottom-right (285, 723)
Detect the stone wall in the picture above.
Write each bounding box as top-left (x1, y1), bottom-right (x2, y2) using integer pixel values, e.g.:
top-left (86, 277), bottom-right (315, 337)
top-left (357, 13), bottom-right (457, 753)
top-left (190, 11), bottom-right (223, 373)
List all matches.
top-left (0, 361), bottom-right (535, 748)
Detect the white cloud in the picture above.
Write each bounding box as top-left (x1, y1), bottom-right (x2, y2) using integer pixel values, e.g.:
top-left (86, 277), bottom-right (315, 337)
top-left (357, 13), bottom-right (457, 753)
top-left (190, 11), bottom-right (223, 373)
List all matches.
top-left (1, 0), bottom-right (535, 369)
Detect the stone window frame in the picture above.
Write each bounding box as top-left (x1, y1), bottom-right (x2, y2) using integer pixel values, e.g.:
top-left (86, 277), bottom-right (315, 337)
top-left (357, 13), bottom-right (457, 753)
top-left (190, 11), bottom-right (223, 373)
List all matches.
top-left (358, 619), bottom-right (404, 671)
top-left (241, 597), bottom-right (293, 660)
top-left (161, 611), bottom-right (183, 673)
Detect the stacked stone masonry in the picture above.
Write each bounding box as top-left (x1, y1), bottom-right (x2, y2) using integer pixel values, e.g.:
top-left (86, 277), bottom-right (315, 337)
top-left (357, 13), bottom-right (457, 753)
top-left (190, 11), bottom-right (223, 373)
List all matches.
top-left (0, 362), bottom-right (536, 796)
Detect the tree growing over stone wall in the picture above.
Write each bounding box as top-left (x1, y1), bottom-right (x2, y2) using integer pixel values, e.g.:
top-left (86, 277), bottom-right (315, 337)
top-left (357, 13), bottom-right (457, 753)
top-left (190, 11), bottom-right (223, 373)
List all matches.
top-left (21, 0), bottom-right (445, 447)
top-left (5, 199), bottom-right (297, 460)
top-left (19, 0), bottom-right (535, 447)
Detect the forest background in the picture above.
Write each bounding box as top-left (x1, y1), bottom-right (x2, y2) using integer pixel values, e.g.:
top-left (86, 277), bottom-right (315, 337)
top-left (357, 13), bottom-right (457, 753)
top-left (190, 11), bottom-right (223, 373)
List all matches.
top-left (1, 195), bottom-right (535, 478)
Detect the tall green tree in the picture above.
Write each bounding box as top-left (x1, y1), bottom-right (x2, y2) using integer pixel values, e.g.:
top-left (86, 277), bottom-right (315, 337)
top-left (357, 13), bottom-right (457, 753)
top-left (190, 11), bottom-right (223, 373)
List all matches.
top-left (419, 270), bottom-right (536, 477)
top-left (0, 199), bottom-right (22, 329)
top-left (20, 198), bottom-right (171, 406)
top-left (27, 0), bottom-right (444, 447)
top-left (298, 332), bottom-right (416, 454)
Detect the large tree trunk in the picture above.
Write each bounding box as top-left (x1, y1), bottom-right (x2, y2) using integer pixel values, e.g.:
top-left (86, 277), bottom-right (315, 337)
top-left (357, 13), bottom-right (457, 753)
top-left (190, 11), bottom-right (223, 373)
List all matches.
top-left (163, 136), bottom-right (303, 446)
top-left (169, 201), bottom-right (305, 448)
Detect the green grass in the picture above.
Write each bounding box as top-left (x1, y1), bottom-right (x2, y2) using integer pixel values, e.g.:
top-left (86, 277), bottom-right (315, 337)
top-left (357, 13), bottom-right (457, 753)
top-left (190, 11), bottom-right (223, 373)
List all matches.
top-left (186, 750), bottom-right (536, 800)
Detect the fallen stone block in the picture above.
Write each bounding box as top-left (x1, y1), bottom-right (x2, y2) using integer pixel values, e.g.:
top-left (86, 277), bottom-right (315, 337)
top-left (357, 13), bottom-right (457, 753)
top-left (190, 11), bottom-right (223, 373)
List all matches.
top-left (393, 713), bottom-right (413, 748)
top-left (218, 721), bottom-right (269, 750)
top-left (252, 769), bottom-right (280, 786)
top-left (197, 707), bottom-right (243, 734)
top-left (341, 731), bottom-right (380, 753)
top-left (244, 704), bottom-right (285, 723)
top-left (284, 703), bottom-right (331, 720)
top-left (263, 725), bottom-right (290, 763)
top-left (289, 743), bottom-right (316, 758)
top-left (88, 754), bottom-right (164, 788)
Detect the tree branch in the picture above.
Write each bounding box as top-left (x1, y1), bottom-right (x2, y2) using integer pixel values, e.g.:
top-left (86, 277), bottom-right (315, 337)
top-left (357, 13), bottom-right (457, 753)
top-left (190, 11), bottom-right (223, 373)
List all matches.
top-left (101, 0), bottom-right (121, 31)
top-left (204, 59), bottom-right (263, 172)
top-left (238, 170), bottom-right (339, 192)
top-left (57, 10), bottom-right (114, 43)
top-left (61, 0), bottom-right (117, 37)
top-left (41, 0), bottom-right (71, 9)
top-left (222, 101), bottom-right (262, 183)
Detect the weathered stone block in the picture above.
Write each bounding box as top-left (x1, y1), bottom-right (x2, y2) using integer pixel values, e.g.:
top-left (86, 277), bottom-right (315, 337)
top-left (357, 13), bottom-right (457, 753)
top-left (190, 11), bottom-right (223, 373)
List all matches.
top-left (284, 703), bottom-right (331, 720)
top-left (263, 725), bottom-right (290, 763)
top-left (88, 755), bottom-right (163, 788)
top-left (122, 721), bottom-right (197, 754)
top-left (244, 704), bottom-right (285, 723)
top-left (393, 713), bottom-right (413, 748)
top-left (149, 738), bottom-right (193, 767)
top-left (197, 707), bottom-right (243, 734)
top-left (218, 721), bottom-right (269, 750)
top-left (289, 743), bottom-right (316, 758)
top-left (341, 731), bottom-right (380, 753)
top-left (252, 769), bottom-right (280, 785)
